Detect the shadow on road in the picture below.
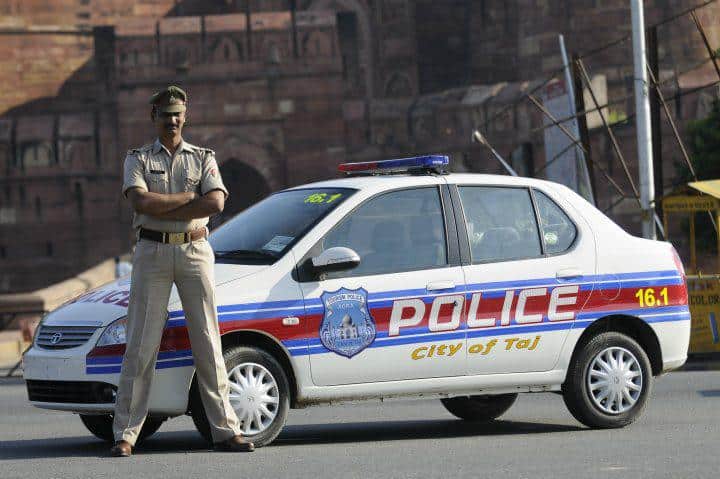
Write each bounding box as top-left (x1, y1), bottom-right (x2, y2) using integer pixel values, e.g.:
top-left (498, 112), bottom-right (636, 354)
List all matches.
top-left (273, 419), bottom-right (583, 446)
top-left (0, 419), bottom-right (582, 459)
top-left (698, 389), bottom-right (720, 397)
top-left (0, 433), bottom-right (214, 460)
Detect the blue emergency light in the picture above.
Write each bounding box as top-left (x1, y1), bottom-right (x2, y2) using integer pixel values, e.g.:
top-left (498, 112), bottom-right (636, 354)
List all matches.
top-left (338, 155), bottom-right (449, 175)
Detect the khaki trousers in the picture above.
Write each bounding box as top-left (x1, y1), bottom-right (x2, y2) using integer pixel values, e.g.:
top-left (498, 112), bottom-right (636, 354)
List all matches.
top-left (113, 237), bottom-right (240, 445)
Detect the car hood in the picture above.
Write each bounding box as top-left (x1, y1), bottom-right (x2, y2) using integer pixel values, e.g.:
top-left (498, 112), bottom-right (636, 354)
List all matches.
top-left (44, 263), bottom-right (268, 327)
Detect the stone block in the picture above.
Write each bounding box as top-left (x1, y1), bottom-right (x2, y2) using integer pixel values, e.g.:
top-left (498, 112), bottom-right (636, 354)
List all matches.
top-left (205, 13), bottom-right (247, 33)
top-left (159, 16), bottom-right (201, 35)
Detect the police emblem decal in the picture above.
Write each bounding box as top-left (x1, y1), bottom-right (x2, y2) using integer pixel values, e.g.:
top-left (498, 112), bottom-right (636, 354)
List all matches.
top-left (319, 288), bottom-right (377, 358)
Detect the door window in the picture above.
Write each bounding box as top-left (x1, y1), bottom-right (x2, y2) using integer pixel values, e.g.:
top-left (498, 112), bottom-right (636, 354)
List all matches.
top-left (458, 186), bottom-right (542, 263)
top-left (321, 187), bottom-right (447, 277)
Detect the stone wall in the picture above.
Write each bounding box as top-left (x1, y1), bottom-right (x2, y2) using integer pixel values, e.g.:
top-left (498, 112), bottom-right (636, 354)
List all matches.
top-left (1, 0), bottom-right (719, 293)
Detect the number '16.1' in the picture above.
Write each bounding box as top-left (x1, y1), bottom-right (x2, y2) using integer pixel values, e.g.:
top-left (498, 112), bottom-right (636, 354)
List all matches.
top-left (635, 287), bottom-right (669, 308)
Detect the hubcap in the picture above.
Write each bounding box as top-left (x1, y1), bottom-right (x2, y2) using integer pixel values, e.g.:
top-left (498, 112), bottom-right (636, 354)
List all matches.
top-left (227, 363), bottom-right (279, 435)
top-left (587, 346), bottom-right (643, 414)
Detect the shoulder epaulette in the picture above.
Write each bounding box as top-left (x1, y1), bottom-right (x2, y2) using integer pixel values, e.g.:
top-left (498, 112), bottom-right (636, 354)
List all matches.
top-left (126, 144), bottom-right (152, 156)
top-left (199, 148), bottom-right (215, 163)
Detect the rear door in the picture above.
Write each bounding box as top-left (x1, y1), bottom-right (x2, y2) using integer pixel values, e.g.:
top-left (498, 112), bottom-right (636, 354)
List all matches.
top-left (298, 185), bottom-right (467, 386)
top-left (451, 183), bottom-right (595, 374)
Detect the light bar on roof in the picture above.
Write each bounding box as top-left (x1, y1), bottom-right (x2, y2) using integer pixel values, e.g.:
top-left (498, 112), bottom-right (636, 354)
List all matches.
top-left (338, 155), bottom-right (449, 174)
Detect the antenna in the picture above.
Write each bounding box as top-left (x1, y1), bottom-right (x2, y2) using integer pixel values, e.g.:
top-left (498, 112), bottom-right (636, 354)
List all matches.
top-left (471, 130), bottom-right (519, 177)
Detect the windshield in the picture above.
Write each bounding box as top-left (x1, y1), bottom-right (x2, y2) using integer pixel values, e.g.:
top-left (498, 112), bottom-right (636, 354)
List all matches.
top-left (210, 188), bottom-right (355, 263)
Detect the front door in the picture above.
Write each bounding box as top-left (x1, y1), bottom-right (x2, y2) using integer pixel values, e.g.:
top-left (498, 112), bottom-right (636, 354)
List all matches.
top-left (299, 186), bottom-right (467, 386)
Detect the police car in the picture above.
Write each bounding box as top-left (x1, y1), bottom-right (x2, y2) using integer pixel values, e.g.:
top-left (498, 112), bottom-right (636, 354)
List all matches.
top-left (23, 155), bottom-right (690, 447)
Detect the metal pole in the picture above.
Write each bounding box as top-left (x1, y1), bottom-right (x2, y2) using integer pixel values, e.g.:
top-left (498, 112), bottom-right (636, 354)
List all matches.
top-left (690, 10), bottom-right (720, 82)
top-left (559, 35), bottom-right (595, 204)
top-left (572, 53), bottom-right (598, 205)
top-left (647, 26), bottom-right (664, 221)
top-left (526, 93), bottom-right (627, 199)
top-left (631, 0), bottom-right (656, 239)
top-left (717, 211), bottom-right (720, 274)
top-left (690, 212), bottom-right (697, 272)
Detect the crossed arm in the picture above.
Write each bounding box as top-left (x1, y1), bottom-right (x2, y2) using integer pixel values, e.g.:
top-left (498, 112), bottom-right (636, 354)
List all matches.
top-left (127, 188), bottom-right (225, 221)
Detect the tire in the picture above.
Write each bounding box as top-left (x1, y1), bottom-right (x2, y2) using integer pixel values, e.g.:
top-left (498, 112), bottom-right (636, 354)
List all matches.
top-left (562, 331), bottom-right (653, 428)
top-left (190, 346), bottom-right (290, 448)
top-left (79, 414), bottom-right (164, 443)
top-left (441, 393), bottom-right (518, 422)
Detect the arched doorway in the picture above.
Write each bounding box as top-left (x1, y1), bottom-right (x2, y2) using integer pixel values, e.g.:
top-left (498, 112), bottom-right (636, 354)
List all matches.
top-left (212, 159), bottom-right (271, 228)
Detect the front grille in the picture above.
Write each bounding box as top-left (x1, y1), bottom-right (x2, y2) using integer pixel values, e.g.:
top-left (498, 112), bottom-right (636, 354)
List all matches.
top-left (35, 325), bottom-right (99, 349)
top-left (26, 380), bottom-right (117, 404)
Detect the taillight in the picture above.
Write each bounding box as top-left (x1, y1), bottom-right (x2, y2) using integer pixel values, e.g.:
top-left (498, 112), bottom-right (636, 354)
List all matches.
top-left (670, 245), bottom-right (686, 281)
top-left (670, 245), bottom-right (689, 305)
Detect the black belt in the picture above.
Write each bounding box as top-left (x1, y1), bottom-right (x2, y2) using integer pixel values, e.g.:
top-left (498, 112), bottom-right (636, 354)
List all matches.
top-left (139, 228), bottom-right (206, 245)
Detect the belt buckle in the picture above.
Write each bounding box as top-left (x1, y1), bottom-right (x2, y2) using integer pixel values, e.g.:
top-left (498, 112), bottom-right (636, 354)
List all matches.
top-left (167, 232), bottom-right (186, 245)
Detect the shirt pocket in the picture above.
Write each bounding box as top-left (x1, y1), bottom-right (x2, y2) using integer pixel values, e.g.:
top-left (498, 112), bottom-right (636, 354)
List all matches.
top-left (183, 170), bottom-right (201, 193)
top-left (144, 164), bottom-right (169, 193)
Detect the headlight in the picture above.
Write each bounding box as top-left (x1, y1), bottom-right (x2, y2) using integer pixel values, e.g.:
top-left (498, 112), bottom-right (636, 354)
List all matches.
top-left (95, 316), bottom-right (127, 347)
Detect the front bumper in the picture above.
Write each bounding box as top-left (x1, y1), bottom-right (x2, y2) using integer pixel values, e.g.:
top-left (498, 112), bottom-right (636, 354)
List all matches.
top-left (23, 343), bottom-right (194, 416)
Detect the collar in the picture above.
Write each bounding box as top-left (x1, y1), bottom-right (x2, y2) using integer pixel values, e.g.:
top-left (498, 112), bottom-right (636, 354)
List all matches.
top-left (152, 138), bottom-right (195, 155)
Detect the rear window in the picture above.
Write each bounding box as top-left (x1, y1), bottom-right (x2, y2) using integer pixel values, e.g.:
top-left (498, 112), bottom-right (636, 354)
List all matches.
top-left (534, 189), bottom-right (577, 254)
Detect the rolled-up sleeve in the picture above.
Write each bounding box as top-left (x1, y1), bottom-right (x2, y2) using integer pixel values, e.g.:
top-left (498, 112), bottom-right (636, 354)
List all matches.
top-left (200, 150), bottom-right (229, 198)
top-left (122, 152), bottom-right (148, 198)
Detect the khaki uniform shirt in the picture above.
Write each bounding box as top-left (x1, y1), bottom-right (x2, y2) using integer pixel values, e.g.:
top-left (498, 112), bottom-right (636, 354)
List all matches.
top-left (122, 139), bottom-right (229, 233)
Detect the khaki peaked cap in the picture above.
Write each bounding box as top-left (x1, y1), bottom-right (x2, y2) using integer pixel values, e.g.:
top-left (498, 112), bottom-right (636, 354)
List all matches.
top-left (149, 85), bottom-right (188, 113)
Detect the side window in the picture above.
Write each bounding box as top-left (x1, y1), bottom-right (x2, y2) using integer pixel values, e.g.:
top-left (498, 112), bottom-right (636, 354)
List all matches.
top-left (322, 187), bottom-right (447, 277)
top-left (458, 186), bottom-right (542, 263)
top-left (534, 189), bottom-right (577, 254)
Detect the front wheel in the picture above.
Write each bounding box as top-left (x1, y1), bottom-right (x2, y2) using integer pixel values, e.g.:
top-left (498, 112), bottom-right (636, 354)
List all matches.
top-left (562, 332), bottom-right (653, 428)
top-left (441, 393), bottom-right (518, 422)
top-left (79, 414), bottom-right (164, 443)
top-left (190, 346), bottom-right (290, 448)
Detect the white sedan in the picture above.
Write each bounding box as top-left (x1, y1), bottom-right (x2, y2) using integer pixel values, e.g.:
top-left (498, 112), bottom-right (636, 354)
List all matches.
top-left (23, 155), bottom-right (690, 446)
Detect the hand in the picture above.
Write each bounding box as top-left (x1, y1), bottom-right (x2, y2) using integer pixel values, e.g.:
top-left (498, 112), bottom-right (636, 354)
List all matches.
top-left (184, 191), bottom-right (199, 203)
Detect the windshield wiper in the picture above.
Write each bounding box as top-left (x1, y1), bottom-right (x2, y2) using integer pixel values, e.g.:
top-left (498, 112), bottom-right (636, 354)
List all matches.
top-left (214, 250), bottom-right (278, 261)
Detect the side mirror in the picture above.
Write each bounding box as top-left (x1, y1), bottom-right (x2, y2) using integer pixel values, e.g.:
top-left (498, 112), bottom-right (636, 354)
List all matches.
top-left (311, 247), bottom-right (360, 274)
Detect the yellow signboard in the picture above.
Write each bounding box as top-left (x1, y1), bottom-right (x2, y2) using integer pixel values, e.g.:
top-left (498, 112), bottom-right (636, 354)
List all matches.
top-left (687, 276), bottom-right (720, 354)
top-left (663, 195), bottom-right (720, 213)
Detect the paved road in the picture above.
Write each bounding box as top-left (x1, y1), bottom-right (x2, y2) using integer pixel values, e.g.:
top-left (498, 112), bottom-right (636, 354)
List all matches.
top-left (1, 371), bottom-right (718, 479)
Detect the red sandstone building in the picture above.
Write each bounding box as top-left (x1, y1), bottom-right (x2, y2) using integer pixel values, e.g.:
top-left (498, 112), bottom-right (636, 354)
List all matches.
top-left (0, 0), bottom-right (718, 293)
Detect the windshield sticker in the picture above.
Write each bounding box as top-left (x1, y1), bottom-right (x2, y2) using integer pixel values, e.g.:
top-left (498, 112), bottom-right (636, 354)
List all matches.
top-left (262, 235), bottom-right (294, 252)
top-left (304, 192), bottom-right (343, 204)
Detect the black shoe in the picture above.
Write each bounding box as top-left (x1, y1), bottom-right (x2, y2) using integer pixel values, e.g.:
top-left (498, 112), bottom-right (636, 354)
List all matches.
top-left (214, 435), bottom-right (255, 452)
top-left (110, 440), bottom-right (132, 457)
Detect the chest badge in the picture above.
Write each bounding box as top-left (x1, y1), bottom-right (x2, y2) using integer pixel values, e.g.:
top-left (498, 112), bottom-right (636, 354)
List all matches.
top-left (319, 288), bottom-right (377, 358)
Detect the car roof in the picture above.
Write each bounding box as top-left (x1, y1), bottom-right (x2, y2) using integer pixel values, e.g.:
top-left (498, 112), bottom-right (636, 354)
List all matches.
top-left (287, 172), bottom-right (561, 193)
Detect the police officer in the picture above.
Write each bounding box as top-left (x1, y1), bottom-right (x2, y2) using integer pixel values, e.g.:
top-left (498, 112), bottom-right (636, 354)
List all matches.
top-left (111, 86), bottom-right (253, 457)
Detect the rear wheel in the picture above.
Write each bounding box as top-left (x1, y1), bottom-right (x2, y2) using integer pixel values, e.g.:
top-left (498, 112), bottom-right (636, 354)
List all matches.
top-left (79, 414), bottom-right (164, 443)
top-left (190, 346), bottom-right (290, 448)
top-left (441, 393), bottom-right (518, 421)
top-left (562, 332), bottom-right (652, 428)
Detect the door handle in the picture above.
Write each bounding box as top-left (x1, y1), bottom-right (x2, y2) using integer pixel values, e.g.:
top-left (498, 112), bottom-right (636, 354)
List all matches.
top-left (426, 281), bottom-right (456, 291)
top-left (556, 268), bottom-right (583, 280)
top-left (282, 317), bottom-right (300, 326)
